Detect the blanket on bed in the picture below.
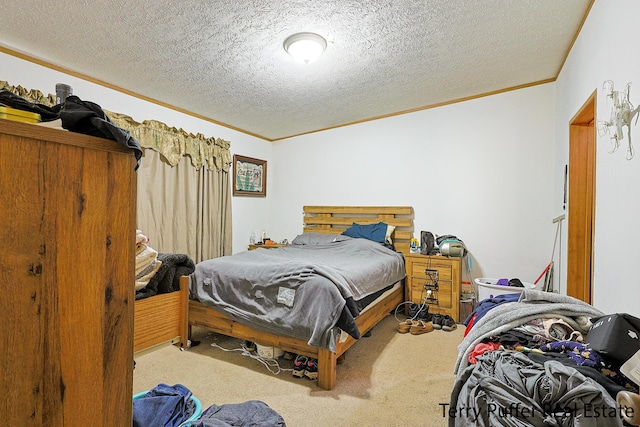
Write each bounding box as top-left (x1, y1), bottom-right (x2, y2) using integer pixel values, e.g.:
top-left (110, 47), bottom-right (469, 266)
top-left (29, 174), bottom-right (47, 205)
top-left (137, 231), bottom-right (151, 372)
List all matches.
top-left (454, 290), bottom-right (604, 376)
top-left (190, 237), bottom-right (406, 352)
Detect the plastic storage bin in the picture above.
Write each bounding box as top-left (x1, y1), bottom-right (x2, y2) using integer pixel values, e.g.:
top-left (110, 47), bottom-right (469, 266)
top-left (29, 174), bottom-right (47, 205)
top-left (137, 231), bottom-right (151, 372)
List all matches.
top-left (475, 278), bottom-right (535, 301)
top-left (0, 106), bottom-right (41, 123)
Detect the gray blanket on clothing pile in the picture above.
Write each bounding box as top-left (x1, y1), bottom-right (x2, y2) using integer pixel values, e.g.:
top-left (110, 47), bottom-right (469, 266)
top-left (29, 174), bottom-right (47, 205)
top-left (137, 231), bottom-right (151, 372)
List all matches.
top-left (190, 236), bottom-right (406, 352)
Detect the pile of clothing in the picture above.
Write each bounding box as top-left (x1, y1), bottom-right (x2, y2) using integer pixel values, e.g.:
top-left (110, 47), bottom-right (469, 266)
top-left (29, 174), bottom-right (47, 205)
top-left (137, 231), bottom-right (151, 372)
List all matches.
top-left (0, 90), bottom-right (142, 169)
top-left (134, 230), bottom-right (196, 300)
top-left (133, 384), bottom-right (286, 427)
top-left (136, 230), bottom-right (162, 291)
top-left (449, 290), bottom-right (638, 426)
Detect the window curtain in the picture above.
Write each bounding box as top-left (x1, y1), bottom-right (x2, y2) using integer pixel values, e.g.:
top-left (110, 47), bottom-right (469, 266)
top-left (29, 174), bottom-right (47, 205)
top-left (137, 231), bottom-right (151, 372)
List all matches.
top-left (108, 112), bottom-right (234, 261)
top-left (0, 80), bottom-right (233, 260)
top-left (136, 148), bottom-right (232, 262)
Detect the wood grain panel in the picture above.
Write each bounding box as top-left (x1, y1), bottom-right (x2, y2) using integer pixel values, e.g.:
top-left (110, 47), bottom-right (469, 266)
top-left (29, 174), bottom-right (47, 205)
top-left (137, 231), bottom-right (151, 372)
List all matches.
top-left (134, 283), bottom-right (188, 353)
top-left (0, 134), bottom-right (47, 425)
top-left (0, 119), bottom-right (135, 426)
top-left (302, 206), bottom-right (414, 254)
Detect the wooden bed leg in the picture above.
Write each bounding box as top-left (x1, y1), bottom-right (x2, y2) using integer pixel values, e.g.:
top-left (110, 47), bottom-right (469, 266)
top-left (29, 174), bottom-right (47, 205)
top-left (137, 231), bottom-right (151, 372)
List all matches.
top-left (317, 348), bottom-right (337, 390)
top-left (179, 276), bottom-right (190, 349)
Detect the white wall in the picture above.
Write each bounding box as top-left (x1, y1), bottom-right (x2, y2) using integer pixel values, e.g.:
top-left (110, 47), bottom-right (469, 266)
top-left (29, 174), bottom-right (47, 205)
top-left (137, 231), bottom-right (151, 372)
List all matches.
top-left (0, 51), bottom-right (272, 254)
top-left (554, 0), bottom-right (640, 316)
top-left (270, 84), bottom-right (558, 286)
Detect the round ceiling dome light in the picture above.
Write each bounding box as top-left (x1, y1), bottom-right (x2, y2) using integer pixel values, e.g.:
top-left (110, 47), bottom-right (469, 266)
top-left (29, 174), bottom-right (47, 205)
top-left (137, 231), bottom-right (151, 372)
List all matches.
top-left (283, 32), bottom-right (327, 64)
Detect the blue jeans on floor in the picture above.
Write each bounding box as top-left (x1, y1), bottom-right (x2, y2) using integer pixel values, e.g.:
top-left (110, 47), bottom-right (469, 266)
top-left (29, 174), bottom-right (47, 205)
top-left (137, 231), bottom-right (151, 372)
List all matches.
top-left (133, 383), bottom-right (195, 427)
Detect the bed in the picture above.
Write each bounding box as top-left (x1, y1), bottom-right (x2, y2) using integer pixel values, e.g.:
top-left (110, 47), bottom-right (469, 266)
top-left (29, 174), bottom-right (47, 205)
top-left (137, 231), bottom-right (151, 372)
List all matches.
top-left (186, 205), bottom-right (414, 390)
top-left (134, 279), bottom-right (190, 354)
top-left (448, 290), bottom-right (640, 426)
top-left (133, 251), bottom-right (195, 355)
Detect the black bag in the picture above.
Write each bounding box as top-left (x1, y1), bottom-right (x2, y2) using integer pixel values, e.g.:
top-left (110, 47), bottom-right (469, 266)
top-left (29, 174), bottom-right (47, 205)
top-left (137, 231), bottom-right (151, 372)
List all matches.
top-left (585, 313), bottom-right (640, 363)
top-left (420, 231), bottom-right (437, 255)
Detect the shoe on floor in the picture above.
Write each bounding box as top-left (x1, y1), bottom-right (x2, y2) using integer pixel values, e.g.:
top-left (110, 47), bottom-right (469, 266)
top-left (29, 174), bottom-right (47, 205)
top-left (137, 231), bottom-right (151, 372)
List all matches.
top-left (408, 303), bottom-right (431, 321)
top-left (398, 319), bottom-right (416, 334)
top-left (409, 320), bottom-right (434, 335)
top-left (431, 314), bottom-right (443, 330)
top-left (293, 355), bottom-right (308, 378)
top-left (304, 358), bottom-right (318, 380)
top-left (441, 315), bottom-right (457, 332)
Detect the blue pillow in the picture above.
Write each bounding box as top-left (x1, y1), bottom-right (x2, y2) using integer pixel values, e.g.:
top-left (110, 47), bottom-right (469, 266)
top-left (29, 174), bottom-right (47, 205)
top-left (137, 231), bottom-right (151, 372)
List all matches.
top-left (341, 222), bottom-right (389, 243)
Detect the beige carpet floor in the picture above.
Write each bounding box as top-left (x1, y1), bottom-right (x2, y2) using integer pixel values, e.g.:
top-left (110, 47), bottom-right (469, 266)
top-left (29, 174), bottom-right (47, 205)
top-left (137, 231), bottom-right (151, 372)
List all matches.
top-left (133, 314), bottom-right (465, 427)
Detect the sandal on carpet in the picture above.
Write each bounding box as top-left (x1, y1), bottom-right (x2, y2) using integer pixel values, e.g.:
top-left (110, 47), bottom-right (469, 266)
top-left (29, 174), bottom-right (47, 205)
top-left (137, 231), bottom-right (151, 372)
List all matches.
top-left (409, 320), bottom-right (434, 335)
top-left (398, 319), bottom-right (416, 334)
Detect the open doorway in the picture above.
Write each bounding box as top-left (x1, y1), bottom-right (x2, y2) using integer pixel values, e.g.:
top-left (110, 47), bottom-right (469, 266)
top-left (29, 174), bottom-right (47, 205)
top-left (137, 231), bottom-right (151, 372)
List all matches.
top-left (567, 90), bottom-right (596, 304)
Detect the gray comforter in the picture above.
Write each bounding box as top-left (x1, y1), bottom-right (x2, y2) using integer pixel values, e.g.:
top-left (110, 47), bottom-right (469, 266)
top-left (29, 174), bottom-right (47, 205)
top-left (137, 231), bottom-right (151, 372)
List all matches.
top-left (190, 236), bottom-right (406, 351)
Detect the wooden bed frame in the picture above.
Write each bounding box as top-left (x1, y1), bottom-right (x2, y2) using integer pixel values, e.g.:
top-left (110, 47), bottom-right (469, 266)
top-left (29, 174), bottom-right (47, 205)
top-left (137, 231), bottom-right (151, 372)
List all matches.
top-left (133, 278), bottom-right (190, 356)
top-left (187, 206), bottom-right (414, 390)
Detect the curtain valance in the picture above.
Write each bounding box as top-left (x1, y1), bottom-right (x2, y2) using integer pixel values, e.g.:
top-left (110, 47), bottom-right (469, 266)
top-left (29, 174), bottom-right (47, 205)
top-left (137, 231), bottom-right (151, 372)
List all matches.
top-left (0, 80), bottom-right (230, 171)
top-left (108, 113), bottom-right (230, 172)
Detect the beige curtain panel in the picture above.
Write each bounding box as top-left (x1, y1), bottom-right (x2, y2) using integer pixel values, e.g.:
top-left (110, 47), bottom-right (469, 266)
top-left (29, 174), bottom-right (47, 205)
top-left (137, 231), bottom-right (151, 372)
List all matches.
top-left (136, 149), bottom-right (232, 262)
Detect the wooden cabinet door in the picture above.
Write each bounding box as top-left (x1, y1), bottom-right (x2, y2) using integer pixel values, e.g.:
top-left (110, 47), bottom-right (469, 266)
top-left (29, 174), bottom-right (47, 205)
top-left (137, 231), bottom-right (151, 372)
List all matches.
top-left (0, 120), bottom-right (136, 426)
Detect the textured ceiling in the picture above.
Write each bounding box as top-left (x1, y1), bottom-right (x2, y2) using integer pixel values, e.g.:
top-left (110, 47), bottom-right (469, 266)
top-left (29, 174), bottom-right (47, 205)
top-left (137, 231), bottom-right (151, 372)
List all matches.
top-left (0, 0), bottom-right (592, 140)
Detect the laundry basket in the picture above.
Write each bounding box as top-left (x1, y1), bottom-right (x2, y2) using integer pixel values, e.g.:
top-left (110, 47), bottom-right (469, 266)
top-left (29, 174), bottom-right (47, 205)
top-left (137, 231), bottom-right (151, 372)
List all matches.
top-left (133, 390), bottom-right (202, 425)
top-left (475, 278), bottom-right (536, 302)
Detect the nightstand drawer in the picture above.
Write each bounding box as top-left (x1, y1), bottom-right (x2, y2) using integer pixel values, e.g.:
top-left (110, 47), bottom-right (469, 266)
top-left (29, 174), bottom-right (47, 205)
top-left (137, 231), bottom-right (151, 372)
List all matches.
top-left (410, 263), bottom-right (452, 281)
top-left (409, 281), bottom-right (453, 309)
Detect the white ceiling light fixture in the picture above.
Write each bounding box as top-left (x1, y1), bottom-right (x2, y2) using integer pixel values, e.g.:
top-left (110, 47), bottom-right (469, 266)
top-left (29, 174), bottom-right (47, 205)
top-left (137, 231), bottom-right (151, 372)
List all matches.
top-left (283, 32), bottom-right (327, 64)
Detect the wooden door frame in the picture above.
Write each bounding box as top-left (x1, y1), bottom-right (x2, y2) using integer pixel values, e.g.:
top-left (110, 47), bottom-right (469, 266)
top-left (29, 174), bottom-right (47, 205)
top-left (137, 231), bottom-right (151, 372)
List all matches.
top-left (567, 90), bottom-right (596, 304)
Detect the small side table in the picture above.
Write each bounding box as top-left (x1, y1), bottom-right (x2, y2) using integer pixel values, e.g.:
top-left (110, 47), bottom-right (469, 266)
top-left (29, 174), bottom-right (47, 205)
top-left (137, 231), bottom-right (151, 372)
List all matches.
top-left (248, 243), bottom-right (289, 250)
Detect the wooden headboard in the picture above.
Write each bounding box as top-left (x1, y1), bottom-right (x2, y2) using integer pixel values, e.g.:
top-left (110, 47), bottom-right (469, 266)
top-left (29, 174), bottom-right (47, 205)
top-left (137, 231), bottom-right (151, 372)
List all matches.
top-left (303, 206), bottom-right (414, 254)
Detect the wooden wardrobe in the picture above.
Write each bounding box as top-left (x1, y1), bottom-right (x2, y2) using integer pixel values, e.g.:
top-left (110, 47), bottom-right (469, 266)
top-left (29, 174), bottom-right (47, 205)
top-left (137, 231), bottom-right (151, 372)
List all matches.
top-left (0, 119), bottom-right (137, 426)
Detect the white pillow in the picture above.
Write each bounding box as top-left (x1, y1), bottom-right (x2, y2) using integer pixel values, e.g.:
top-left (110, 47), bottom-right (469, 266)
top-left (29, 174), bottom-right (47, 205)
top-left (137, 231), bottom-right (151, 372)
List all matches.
top-left (385, 224), bottom-right (396, 245)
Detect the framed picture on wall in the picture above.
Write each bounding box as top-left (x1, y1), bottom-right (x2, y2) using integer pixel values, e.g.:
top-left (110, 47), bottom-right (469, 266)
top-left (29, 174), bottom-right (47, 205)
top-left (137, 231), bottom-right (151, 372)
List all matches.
top-left (233, 154), bottom-right (267, 197)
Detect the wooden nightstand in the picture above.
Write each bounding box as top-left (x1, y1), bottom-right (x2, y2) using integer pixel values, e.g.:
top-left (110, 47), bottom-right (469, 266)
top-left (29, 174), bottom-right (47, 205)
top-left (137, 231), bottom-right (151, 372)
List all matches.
top-left (404, 253), bottom-right (461, 322)
top-left (248, 243), bottom-right (289, 250)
